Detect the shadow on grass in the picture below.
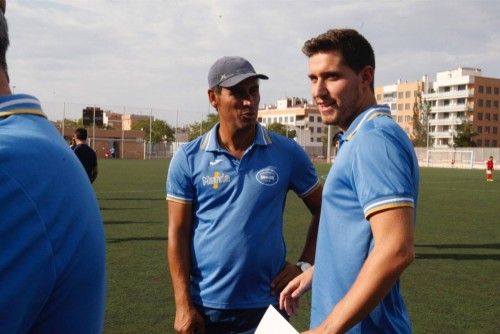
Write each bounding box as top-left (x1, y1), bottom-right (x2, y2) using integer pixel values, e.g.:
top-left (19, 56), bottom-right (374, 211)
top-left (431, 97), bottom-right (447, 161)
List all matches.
top-left (107, 236), bottom-right (167, 244)
top-left (104, 220), bottom-right (162, 225)
top-left (416, 253), bottom-right (500, 260)
top-left (416, 243), bottom-right (500, 249)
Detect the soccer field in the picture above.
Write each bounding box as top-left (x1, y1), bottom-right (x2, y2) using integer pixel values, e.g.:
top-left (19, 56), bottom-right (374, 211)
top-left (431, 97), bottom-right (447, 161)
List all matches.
top-left (95, 160), bottom-right (500, 333)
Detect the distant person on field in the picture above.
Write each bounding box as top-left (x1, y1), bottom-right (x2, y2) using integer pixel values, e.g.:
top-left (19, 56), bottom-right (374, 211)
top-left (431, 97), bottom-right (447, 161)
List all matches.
top-left (280, 28), bottom-right (419, 333)
top-left (166, 56), bottom-right (322, 333)
top-left (0, 2), bottom-right (106, 333)
top-left (73, 127), bottom-right (98, 183)
top-left (110, 145), bottom-right (116, 159)
top-left (486, 156), bottom-right (494, 182)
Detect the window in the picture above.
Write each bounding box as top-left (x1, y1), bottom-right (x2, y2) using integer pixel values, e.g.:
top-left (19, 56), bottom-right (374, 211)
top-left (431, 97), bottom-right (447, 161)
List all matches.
top-left (376, 94), bottom-right (382, 100)
top-left (317, 116), bottom-right (322, 122)
top-left (458, 84), bottom-right (466, 91)
top-left (405, 103), bottom-right (410, 110)
top-left (478, 100), bottom-right (484, 107)
top-left (493, 127), bottom-right (498, 134)
top-left (494, 100), bottom-right (499, 108)
top-left (485, 113), bottom-right (491, 120)
top-left (309, 127), bottom-right (314, 133)
top-left (309, 116), bottom-right (314, 122)
top-left (486, 100), bottom-right (491, 108)
top-left (477, 139), bottom-right (482, 146)
top-left (485, 140), bottom-right (490, 147)
top-left (477, 126), bottom-right (483, 133)
top-left (398, 92), bottom-right (404, 99)
top-left (493, 140), bottom-right (498, 147)
top-left (397, 104), bottom-right (403, 111)
top-left (486, 86), bottom-right (492, 94)
top-left (494, 114), bottom-right (498, 121)
top-left (405, 115), bottom-right (411, 122)
top-left (485, 126), bottom-right (490, 133)
top-left (273, 117), bottom-right (277, 123)
top-left (479, 86), bottom-right (484, 93)
top-left (284, 116), bottom-right (288, 123)
top-left (290, 116), bottom-right (294, 122)
top-left (444, 86), bottom-right (450, 92)
top-left (397, 116), bottom-right (403, 122)
top-left (457, 98), bottom-right (465, 104)
top-left (405, 91), bottom-right (411, 98)
top-left (316, 138), bottom-right (322, 143)
top-left (478, 112), bottom-right (483, 120)
top-left (494, 87), bottom-right (499, 95)
top-left (444, 99), bottom-right (450, 106)
top-left (279, 117), bottom-right (283, 123)
top-left (317, 127), bottom-right (322, 133)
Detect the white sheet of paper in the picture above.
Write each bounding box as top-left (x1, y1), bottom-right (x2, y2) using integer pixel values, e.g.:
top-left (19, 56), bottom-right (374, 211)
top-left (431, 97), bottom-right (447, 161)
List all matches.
top-left (255, 305), bottom-right (299, 334)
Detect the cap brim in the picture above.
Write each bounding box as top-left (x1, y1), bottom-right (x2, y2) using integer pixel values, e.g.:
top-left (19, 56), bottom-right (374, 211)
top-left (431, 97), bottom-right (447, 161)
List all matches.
top-left (219, 73), bottom-right (269, 88)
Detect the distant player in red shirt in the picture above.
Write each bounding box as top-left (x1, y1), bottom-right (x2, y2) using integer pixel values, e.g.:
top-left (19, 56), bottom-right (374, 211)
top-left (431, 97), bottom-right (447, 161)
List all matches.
top-left (486, 156), bottom-right (494, 182)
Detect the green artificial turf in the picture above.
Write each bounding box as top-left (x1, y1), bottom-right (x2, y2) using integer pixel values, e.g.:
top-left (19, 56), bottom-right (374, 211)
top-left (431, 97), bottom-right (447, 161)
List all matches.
top-left (94, 160), bottom-right (500, 333)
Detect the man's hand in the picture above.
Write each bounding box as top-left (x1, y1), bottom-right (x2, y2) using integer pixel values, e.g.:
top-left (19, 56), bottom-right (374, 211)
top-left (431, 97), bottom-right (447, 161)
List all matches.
top-left (271, 261), bottom-right (302, 295)
top-left (174, 305), bottom-right (205, 334)
top-left (279, 266), bottom-right (314, 316)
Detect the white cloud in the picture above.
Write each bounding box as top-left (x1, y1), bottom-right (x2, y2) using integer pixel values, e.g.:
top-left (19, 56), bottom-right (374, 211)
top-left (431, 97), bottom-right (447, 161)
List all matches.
top-left (4, 0), bottom-right (500, 125)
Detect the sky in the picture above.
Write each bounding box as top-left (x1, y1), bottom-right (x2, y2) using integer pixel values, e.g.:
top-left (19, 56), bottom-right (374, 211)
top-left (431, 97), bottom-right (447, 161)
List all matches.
top-left (5, 0), bottom-right (500, 125)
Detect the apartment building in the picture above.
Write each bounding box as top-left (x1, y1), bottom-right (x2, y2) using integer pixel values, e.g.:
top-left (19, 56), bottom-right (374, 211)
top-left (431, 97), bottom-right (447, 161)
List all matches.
top-left (423, 67), bottom-right (500, 148)
top-left (376, 67), bottom-right (500, 148)
top-left (375, 80), bottom-right (424, 137)
top-left (258, 97), bottom-right (325, 156)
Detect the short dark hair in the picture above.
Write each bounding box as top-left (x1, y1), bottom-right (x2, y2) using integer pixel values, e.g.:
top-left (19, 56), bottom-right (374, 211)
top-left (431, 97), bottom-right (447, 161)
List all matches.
top-left (302, 29), bottom-right (375, 88)
top-left (75, 128), bottom-right (88, 140)
top-left (0, 9), bottom-right (10, 79)
top-left (212, 85), bottom-right (222, 95)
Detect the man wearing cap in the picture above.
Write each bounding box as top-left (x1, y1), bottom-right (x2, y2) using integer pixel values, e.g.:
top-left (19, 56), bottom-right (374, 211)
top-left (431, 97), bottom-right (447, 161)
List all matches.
top-left (0, 2), bottom-right (106, 333)
top-left (167, 56), bottom-right (322, 333)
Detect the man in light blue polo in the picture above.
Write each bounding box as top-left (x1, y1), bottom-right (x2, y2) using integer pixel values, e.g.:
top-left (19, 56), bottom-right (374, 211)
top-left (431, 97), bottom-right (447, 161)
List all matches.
top-left (0, 2), bottom-right (106, 333)
top-left (280, 29), bottom-right (419, 333)
top-left (167, 56), bottom-right (322, 334)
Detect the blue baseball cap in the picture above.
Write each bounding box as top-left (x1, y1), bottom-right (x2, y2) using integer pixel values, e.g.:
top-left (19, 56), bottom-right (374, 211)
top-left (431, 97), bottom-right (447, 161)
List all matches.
top-left (208, 56), bottom-right (268, 89)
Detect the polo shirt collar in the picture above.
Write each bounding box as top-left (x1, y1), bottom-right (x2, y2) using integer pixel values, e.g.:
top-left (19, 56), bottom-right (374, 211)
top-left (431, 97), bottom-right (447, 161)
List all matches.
top-left (202, 122), bottom-right (272, 152)
top-left (0, 94), bottom-right (46, 118)
top-left (343, 104), bottom-right (390, 142)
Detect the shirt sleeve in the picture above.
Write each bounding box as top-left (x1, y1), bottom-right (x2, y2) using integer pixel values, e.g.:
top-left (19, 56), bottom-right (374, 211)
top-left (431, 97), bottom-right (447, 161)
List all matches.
top-left (166, 146), bottom-right (195, 203)
top-left (288, 140), bottom-right (320, 197)
top-left (352, 129), bottom-right (415, 218)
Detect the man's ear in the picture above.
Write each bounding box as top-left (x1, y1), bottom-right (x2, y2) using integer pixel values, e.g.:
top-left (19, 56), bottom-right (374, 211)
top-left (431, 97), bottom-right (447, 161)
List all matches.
top-left (208, 89), bottom-right (218, 109)
top-left (360, 65), bottom-right (374, 88)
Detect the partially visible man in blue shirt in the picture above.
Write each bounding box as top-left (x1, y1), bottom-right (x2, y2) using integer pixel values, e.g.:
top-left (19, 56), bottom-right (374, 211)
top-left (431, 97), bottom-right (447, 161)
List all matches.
top-left (0, 2), bottom-right (106, 333)
top-left (280, 28), bottom-right (419, 334)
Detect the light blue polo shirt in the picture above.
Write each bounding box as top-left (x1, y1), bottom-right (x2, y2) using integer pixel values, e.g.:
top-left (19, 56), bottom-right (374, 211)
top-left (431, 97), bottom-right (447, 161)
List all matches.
top-left (0, 94), bottom-right (106, 333)
top-left (167, 123), bottom-right (320, 309)
top-left (311, 105), bottom-right (419, 333)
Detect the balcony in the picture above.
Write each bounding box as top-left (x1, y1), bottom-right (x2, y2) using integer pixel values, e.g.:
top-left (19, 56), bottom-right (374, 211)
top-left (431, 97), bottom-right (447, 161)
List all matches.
top-left (430, 104), bottom-right (469, 113)
top-left (429, 118), bottom-right (464, 126)
top-left (423, 90), bottom-right (473, 100)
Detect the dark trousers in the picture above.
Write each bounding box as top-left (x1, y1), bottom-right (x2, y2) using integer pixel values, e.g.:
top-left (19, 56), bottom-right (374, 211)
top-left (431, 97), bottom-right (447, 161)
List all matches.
top-left (195, 304), bottom-right (288, 334)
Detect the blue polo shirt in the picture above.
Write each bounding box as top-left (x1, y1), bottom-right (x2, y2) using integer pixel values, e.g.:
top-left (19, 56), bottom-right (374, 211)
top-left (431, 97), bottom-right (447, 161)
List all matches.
top-left (0, 94), bottom-right (106, 333)
top-left (167, 123), bottom-right (320, 309)
top-left (311, 105), bottom-right (419, 333)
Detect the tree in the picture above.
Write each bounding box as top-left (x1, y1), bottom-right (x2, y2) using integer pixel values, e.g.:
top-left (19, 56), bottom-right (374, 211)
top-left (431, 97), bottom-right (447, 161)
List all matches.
top-left (132, 119), bottom-right (175, 143)
top-left (453, 110), bottom-right (478, 147)
top-left (188, 113), bottom-right (219, 140)
top-left (411, 93), bottom-right (429, 147)
top-left (267, 122), bottom-right (296, 139)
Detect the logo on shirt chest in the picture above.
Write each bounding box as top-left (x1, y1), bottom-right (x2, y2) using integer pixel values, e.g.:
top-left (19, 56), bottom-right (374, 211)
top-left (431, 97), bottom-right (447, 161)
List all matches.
top-left (202, 171), bottom-right (231, 189)
top-left (256, 168), bottom-right (279, 186)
